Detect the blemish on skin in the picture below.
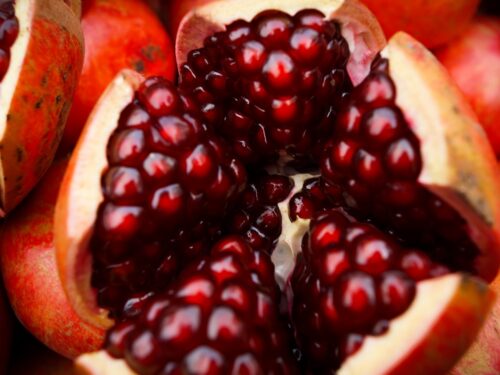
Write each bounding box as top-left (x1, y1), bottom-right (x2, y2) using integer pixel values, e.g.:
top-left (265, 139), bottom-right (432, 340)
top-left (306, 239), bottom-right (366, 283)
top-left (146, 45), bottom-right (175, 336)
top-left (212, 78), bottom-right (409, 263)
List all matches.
top-left (35, 99), bottom-right (43, 109)
top-left (452, 105), bottom-right (460, 114)
top-left (16, 148), bottom-right (23, 163)
top-left (56, 95), bottom-right (62, 105)
top-left (133, 60), bottom-right (145, 73)
top-left (41, 75), bottom-right (48, 87)
top-left (141, 45), bottom-right (164, 62)
top-left (6, 114), bottom-right (11, 122)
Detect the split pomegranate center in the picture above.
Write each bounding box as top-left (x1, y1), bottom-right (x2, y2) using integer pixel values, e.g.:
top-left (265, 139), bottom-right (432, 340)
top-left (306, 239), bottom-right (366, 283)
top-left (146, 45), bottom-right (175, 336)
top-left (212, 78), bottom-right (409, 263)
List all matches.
top-left (0, 1), bottom-right (19, 80)
top-left (80, 8), bottom-right (492, 375)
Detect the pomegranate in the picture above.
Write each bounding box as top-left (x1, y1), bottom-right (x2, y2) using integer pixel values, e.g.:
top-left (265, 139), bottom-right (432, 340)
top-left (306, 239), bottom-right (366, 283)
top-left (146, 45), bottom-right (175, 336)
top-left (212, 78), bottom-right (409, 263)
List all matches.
top-left (50, 0), bottom-right (500, 374)
top-left (0, 0), bottom-right (83, 215)
top-left (61, 0), bottom-right (175, 152)
top-left (0, 158), bottom-right (105, 359)
top-left (360, 0), bottom-right (480, 48)
top-left (436, 16), bottom-right (500, 157)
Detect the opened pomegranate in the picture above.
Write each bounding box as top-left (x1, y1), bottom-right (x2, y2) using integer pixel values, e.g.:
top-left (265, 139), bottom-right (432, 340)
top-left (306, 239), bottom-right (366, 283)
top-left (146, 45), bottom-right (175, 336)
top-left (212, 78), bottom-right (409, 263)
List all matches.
top-left (51, 0), bottom-right (500, 374)
top-left (0, 0), bottom-right (83, 214)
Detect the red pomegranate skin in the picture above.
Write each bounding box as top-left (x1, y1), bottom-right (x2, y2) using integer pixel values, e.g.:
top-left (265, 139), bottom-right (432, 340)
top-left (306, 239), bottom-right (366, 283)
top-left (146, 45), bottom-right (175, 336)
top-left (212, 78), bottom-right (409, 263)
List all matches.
top-left (436, 16), bottom-right (500, 157)
top-left (61, 0), bottom-right (176, 152)
top-left (163, 0), bottom-right (217, 38)
top-left (0, 158), bottom-right (104, 359)
top-left (360, 0), bottom-right (480, 48)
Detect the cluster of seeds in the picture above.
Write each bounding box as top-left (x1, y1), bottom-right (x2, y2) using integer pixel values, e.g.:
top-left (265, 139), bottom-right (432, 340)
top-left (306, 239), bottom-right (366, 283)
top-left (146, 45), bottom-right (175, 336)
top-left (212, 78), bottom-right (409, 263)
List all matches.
top-left (180, 9), bottom-right (352, 164)
top-left (91, 8), bottom-right (485, 374)
top-left (225, 173), bottom-right (294, 253)
top-left (92, 77), bottom-right (246, 315)
top-left (0, 0), bottom-right (19, 80)
top-left (321, 57), bottom-right (478, 271)
top-left (105, 236), bottom-right (298, 374)
top-left (291, 208), bottom-right (449, 372)
top-left (288, 177), bottom-right (339, 221)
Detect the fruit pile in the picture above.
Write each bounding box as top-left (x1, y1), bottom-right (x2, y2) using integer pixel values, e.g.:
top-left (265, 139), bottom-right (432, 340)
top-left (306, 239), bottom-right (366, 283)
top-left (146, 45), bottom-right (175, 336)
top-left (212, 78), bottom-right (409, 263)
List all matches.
top-left (0, 0), bottom-right (499, 374)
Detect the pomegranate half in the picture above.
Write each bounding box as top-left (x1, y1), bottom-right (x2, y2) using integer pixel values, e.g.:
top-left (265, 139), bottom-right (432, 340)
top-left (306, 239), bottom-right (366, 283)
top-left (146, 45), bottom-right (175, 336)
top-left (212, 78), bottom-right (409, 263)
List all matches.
top-left (0, 0), bottom-right (83, 215)
top-left (52, 0), bottom-right (499, 373)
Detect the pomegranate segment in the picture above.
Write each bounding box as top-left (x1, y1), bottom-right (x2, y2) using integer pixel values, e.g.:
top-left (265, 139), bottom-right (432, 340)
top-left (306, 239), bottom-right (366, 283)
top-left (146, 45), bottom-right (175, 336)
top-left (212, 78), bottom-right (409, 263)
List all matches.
top-left (382, 32), bottom-right (500, 280)
top-left (0, 0), bottom-right (83, 215)
top-left (321, 58), bottom-right (479, 274)
top-left (102, 236), bottom-right (297, 374)
top-left (291, 208), bottom-right (450, 372)
top-left (179, 8), bottom-right (352, 164)
top-left (0, 1), bottom-right (18, 80)
top-left (91, 77), bottom-right (246, 317)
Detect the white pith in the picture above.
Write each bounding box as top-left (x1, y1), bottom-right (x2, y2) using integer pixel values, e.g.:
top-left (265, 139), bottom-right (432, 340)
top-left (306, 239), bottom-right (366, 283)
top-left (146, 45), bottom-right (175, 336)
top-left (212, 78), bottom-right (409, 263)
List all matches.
top-left (268, 167), bottom-right (317, 291)
top-left (0, 0), bottom-right (33, 203)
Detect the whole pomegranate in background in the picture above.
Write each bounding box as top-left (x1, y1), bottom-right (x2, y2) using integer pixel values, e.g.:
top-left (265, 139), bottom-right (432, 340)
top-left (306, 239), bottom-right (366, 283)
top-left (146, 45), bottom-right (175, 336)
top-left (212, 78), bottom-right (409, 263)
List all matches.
top-left (436, 16), bottom-right (500, 157)
top-left (163, 0), bottom-right (218, 38)
top-left (61, 0), bottom-right (176, 153)
top-left (360, 0), bottom-right (480, 48)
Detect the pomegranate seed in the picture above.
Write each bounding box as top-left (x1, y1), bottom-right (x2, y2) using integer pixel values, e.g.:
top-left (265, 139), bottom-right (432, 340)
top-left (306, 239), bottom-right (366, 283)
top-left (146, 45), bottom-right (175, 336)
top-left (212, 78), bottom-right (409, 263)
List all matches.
top-left (378, 271), bottom-right (416, 318)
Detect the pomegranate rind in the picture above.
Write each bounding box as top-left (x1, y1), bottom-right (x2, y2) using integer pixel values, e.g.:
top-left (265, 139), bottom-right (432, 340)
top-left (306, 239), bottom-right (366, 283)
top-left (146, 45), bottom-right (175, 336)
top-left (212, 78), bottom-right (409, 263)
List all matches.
top-left (65, 0), bottom-right (82, 19)
top-left (450, 273), bottom-right (500, 375)
top-left (0, 0), bottom-right (84, 216)
top-left (382, 32), bottom-right (500, 281)
top-left (0, 158), bottom-right (105, 359)
top-left (76, 352), bottom-right (135, 375)
top-left (339, 273), bottom-right (494, 375)
top-left (175, 0), bottom-right (386, 85)
top-left (55, 70), bottom-right (145, 330)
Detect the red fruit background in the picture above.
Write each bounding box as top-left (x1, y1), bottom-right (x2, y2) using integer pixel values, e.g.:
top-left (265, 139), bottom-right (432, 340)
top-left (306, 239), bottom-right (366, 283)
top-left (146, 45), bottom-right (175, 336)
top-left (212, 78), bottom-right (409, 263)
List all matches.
top-left (62, 0), bottom-right (176, 152)
top-left (436, 17), bottom-right (500, 157)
